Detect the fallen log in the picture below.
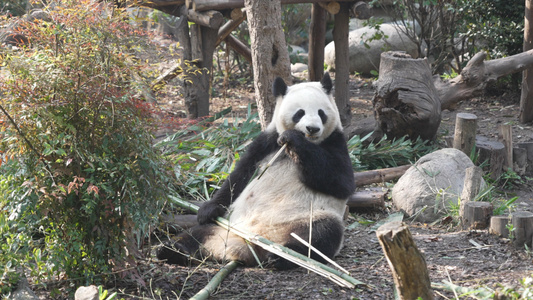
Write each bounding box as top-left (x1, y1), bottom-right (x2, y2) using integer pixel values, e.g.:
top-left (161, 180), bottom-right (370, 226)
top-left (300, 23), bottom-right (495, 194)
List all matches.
top-left (353, 165), bottom-right (410, 186)
top-left (347, 188), bottom-right (387, 209)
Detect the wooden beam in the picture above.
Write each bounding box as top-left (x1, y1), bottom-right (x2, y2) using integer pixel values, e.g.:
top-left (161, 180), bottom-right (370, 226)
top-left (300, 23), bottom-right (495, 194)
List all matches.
top-left (351, 1), bottom-right (372, 19)
top-left (308, 3), bottom-right (326, 81)
top-left (318, 1), bottom-right (340, 15)
top-left (225, 34), bottom-right (252, 63)
top-left (181, 5), bottom-right (224, 29)
top-left (216, 14), bottom-right (247, 47)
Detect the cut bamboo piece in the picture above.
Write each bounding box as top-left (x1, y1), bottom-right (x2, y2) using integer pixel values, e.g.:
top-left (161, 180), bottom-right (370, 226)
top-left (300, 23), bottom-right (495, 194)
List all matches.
top-left (189, 260), bottom-right (240, 300)
top-left (376, 221), bottom-right (434, 300)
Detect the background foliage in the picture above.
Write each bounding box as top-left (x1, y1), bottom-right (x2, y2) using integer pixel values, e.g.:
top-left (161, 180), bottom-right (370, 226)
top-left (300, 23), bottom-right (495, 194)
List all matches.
top-left (0, 0), bottom-right (173, 293)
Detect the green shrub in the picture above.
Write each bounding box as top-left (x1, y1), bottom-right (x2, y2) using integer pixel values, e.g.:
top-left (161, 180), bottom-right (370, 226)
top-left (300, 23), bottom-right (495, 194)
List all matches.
top-left (0, 0), bottom-right (173, 290)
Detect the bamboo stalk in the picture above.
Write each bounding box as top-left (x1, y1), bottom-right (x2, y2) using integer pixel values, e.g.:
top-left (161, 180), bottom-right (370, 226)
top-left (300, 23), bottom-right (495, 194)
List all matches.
top-left (189, 260), bottom-right (241, 300)
top-left (168, 196), bottom-right (364, 288)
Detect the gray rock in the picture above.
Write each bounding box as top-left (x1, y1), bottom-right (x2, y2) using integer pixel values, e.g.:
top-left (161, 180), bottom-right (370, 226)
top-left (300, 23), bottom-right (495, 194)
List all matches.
top-left (74, 285), bottom-right (99, 300)
top-left (324, 23), bottom-right (419, 75)
top-left (392, 148), bottom-right (486, 223)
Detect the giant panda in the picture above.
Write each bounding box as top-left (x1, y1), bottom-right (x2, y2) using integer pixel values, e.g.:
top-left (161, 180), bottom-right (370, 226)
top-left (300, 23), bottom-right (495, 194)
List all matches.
top-left (157, 73), bottom-right (355, 270)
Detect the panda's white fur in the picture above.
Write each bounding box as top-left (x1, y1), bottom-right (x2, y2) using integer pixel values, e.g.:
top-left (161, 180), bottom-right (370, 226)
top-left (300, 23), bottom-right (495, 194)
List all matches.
top-left (157, 73), bottom-right (356, 269)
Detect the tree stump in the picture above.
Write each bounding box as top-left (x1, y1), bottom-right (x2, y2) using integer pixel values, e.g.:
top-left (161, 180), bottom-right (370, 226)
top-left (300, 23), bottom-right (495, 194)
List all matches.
top-left (461, 202), bottom-right (493, 230)
top-left (453, 113), bottom-right (477, 157)
top-left (490, 215), bottom-right (510, 238)
top-left (517, 142), bottom-right (533, 175)
top-left (373, 52), bottom-right (441, 141)
top-left (513, 147), bottom-right (528, 176)
top-left (476, 136), bottom-right (506, 180)
top-left (511, 211), bottom-right (533, 249)
top-left (498, 124), bottom-right (513, 171)
top-left (459, 166), bottom-right (483, 228)
top-left (376, 221), bottom-right (434, 300)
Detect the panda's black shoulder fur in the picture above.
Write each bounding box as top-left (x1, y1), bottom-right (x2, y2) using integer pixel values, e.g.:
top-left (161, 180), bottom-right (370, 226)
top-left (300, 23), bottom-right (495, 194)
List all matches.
top-left (280, 127), bottom-right (355, 199)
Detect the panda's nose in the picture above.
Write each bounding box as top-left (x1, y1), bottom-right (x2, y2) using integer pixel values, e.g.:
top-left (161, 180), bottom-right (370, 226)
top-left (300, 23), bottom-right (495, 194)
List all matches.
top-left (306, 126), bottom-right (320, 135)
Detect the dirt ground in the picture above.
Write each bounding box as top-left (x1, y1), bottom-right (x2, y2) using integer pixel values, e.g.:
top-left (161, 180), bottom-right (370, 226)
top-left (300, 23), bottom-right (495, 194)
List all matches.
top-left (95, 72), bottom-right (533, 300)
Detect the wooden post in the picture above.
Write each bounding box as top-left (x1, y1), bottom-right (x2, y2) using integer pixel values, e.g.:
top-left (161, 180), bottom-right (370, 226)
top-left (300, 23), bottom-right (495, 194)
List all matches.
top-left (333, 2), bottom-right (352, 126)
top-left (490, 215), bottom-right (510, 238)
top-left (308, 3), bottom-right (326, 81)
top-left (476, 136), bottom-right (506, 180)
top-left (511, 211), bottom-right (533, 248)
top-left (459, 166), bottom-right (483, 228)
top-left (453, 113), bottom-right (477, 157)
top-left (498, 124), bottom-right (513, 171)
top-left (513, 147), bottom-right (528, 175)
top-left (461, 202), bottom-right (493, 230)
top-left (517, 142), bottom-right (533, 175)
top-left (520, 0), bottom-right (533, 123)
top-left (376, 221), bottom-right (434, 300)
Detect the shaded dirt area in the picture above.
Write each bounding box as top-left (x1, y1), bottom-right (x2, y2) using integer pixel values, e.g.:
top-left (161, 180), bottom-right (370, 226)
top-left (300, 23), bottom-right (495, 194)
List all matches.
top-left (97, 73), bottom-right (533, 300)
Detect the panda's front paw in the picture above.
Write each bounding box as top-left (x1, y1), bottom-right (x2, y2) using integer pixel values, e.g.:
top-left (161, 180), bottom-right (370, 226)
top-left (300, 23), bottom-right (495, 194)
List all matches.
top-left (197, 201), bottom-right (225, 224)
top-left (277, 129), bottom-right (305, 147)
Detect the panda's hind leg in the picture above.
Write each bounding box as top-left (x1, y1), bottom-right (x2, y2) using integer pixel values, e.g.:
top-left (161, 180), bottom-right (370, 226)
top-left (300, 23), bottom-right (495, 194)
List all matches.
top-left (157, 224), bottom-right (257, 266)
top-left (267, 217), bottom-right (344, 270)
top-left (156, 224), bottom-right (217, 266)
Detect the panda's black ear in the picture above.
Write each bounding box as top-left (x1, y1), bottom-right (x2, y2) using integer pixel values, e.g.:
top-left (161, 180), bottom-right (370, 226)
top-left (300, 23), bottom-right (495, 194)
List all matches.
top-left (273, 77), bottom-right (287, 97)
top-left (321, 72), bottom-right (333, 94)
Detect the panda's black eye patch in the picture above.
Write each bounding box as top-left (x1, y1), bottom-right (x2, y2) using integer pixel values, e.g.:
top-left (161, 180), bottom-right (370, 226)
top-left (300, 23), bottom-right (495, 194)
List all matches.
top-left (319, 109), bottom-right (328, 124)
top-left (292, 109), bottom-right (305, 123)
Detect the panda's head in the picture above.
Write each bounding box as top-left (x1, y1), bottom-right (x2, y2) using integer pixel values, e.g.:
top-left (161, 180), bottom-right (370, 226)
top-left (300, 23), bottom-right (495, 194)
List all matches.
top-left (268, 73), bottom-right (342, 144)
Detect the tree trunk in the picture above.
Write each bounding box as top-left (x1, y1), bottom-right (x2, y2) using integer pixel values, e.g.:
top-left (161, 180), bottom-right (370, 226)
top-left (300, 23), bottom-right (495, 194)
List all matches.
top-left (373, 52), bottom-right (441, 141)
top-left (244, 0), bottom-right (291, 129)
top-left (357, 50), bottom-right (533, 142)
top-left (333, 2), bottom-right (352, 126)
top-left (521, 0), bottom-right (533, 123)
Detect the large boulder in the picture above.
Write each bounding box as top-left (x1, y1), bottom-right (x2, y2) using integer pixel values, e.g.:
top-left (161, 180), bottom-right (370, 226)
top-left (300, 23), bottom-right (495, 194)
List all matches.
top-left (392, 148), bottom-right (486, 223)
top-left (324, 23), bottom-right (419, 75)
